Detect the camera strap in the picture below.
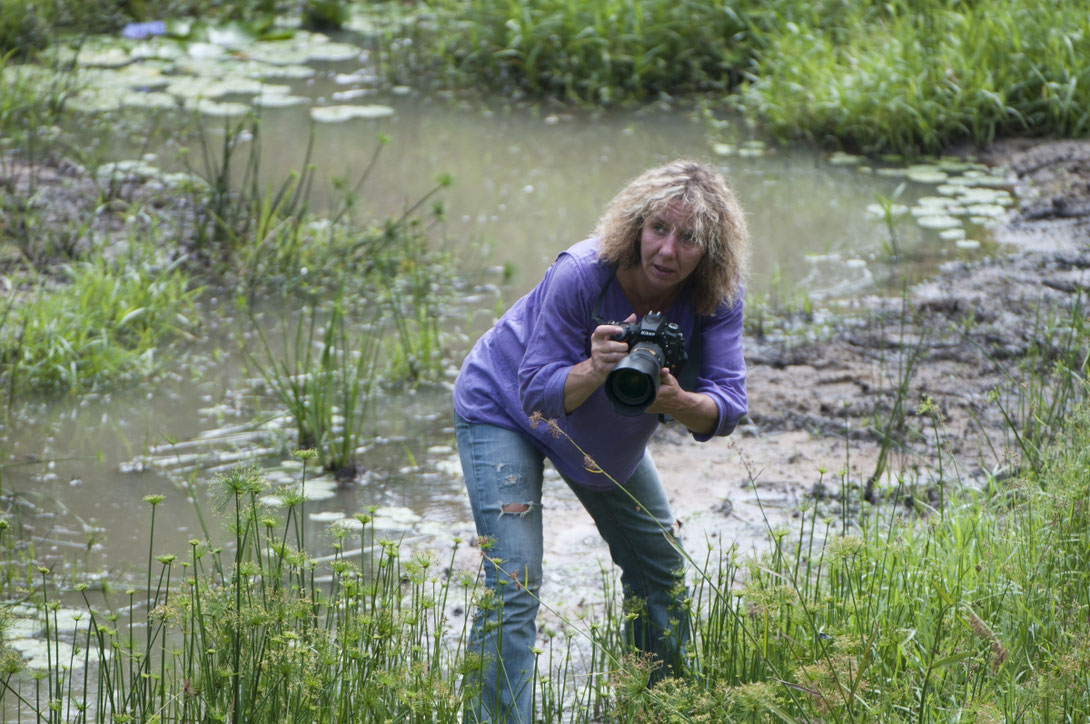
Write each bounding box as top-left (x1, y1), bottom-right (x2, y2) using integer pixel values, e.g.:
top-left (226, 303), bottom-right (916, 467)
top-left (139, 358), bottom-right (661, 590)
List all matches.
top-left (590, 264), bottom-right (703, 392)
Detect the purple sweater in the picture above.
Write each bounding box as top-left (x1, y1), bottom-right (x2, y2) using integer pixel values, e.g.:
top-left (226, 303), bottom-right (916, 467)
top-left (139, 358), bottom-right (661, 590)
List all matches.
top-left (453, 238), bottom-right (747, 490)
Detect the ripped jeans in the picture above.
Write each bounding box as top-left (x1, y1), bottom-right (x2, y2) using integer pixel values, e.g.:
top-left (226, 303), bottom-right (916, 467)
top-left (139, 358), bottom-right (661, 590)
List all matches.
top-left (454, 413), bottom-right (688, 723)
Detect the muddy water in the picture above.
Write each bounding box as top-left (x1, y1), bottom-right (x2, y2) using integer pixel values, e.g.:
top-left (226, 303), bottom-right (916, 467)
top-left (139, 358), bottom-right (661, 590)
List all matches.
top-left (6, 62), bottom-right (1004, 586)
top-left (252, 93), bottom-right (967, 300)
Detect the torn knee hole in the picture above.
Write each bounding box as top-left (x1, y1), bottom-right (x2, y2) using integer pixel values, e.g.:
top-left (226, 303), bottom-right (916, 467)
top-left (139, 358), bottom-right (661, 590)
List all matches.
top-left (501, 502), bottom-right (531, 514)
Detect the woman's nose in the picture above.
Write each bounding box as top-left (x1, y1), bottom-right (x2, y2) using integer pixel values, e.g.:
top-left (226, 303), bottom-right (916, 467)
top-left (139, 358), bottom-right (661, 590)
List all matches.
top-left (660, 233), bottom-right (678, 256)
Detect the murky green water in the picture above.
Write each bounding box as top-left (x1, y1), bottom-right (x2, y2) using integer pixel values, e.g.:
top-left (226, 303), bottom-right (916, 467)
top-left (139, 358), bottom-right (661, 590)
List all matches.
top-left (4, 30), bottom-right (1012, 582)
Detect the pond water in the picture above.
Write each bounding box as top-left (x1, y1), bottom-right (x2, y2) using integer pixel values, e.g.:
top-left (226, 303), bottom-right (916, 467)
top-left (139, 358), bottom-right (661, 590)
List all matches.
top-left (4, 25), bottom-right (1016, 590)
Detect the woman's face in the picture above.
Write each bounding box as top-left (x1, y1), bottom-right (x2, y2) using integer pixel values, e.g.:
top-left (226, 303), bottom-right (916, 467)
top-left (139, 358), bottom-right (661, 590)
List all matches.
top-left (637, 201), bottom-right (704, 296)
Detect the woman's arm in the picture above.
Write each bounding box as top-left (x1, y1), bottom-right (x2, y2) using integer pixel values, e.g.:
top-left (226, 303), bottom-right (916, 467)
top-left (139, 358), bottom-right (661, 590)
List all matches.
top-left (517, 252), bottom-right (602, 421)
top-left (645, 369), bottom-right (719, 435)
top-left (664, 294), bottom-right (747, 439)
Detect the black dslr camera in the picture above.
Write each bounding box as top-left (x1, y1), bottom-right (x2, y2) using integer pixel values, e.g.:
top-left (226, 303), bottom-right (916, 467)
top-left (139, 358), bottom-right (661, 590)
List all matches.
top-left (603, 312), bottom-right (687, 417)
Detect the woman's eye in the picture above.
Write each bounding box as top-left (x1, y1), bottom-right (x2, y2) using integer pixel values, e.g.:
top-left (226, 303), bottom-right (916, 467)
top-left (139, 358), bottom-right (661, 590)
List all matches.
top-left (680, 232), bottom-right (696, 245)
top-left (652, 223), bottom-right (666, 234)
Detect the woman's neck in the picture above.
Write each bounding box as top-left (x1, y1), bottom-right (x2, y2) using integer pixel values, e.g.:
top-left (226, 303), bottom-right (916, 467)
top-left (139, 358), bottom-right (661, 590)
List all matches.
top-left (616, 266), bottom-right (682, 316)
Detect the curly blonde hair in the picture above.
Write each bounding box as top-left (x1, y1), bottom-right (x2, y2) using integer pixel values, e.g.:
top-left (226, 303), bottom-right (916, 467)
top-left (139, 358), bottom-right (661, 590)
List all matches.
top-left (594, 159), bottom-right (749, 315)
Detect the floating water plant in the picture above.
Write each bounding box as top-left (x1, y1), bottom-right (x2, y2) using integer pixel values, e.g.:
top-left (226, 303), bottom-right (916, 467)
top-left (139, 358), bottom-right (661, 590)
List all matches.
top-left (915, 214), bottom-right (962, 230)
top-left (828, 151), bottom-right (865, 165)
top-left (253, 92), bottom-right (309, 108)
top-left (194, 99), bottom-right (251, 117)
top-left (905, 165), bottom-right (949, 184)
top-left (309, 104), bottom-right (395, 122)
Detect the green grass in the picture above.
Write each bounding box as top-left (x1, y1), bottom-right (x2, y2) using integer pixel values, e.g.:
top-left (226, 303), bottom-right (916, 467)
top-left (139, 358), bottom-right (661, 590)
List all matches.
top-left (742, 0), bottom-right (1090, 154)
top-left (0, 246), bottom-right (199, 394)
top-left (410, 0), bottom-right (1090, 154)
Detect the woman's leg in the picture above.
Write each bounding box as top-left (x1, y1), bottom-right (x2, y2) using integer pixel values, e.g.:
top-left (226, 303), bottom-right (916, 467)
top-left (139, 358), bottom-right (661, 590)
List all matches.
top-left (455, 413), bottom-right (545, 723)
top-left (565, 450), bottom-right (689, 680)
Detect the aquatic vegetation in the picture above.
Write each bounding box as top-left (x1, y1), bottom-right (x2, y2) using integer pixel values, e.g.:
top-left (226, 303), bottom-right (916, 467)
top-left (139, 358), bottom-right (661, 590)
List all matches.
top-left (741, 0), bottom-right (1090, 154)
top-left (0, 246), bottom-right (199, 394)
top-left (418, 0), bottom-right (749, 105)
top-left (244, 293), bottom-right (381, 478)
top-left (412, 0), bottom-right (1090, 153)
top-left (0, 465), bottom-right (469, 722)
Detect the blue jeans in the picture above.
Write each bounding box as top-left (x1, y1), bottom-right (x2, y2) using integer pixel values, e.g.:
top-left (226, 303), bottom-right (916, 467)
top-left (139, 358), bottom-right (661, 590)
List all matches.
top-left (455, 413), bottom-right (689, 723)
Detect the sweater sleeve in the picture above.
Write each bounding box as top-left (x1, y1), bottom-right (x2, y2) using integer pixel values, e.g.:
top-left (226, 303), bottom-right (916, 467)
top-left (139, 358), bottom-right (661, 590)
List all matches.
top-left (689, 292), bottom-right (747, 441)
top-left (516, 253), bottom-right (597, 422)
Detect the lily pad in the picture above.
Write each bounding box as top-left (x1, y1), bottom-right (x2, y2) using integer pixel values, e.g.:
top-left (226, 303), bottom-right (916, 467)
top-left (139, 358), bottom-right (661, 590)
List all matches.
top-left (330, 517), bottom-right (364, 531)
top-left (130, 39), bottom-right (185, 61)
top-left (905, 165), bottom-right (949, 184)
top-left (334, 71), bottom-right (377, 85)
top-left (260, 477), bottom-right (338, 506)
top-left (194, 99), bottom-right (251, 117)
top-left (371, 506), bottom-right (422, 529)
top-left (939, 228), bottom-right (966, 241)
top-left (911, 203), bottom-right (951, 217)
top-left (309, 104), bottom-right (395, 122)
top-left (160, 171), bottom-right (210, 190)
top-left (95, 160), bottom-right (160, 181)
top-left (916, 214), bottom-right (962, 230)
top-left (737, 140), bottom-right (768, 158)
top-left (945, 171), bottom-right (1009, 188)
top-left (935, 159), bottom-right (987, 173)
top-left (309, 511), bottom-right (347, 522)
top-left (302, 42), bottom-right (363, 62)
top-left (253, 93), bottom-right (309, 109)
top-left (711, 143), bottom-right (735, 157)
top-left (67, 92), bottom-right (126, 114)
top-left (331, 88), bottom-right (374, 102)
top-left (166, 76), bottom-right (225, 99)
top-left (964, 203), bottom-right (1008, 219)
top-left (959, 187), bottom-right (1014, 206)
top-left (864, 202), bottom-right (908, 218)
top-left (828, 151), bottom-right (865, 166)
top-left (916, 196), bottom-right (953, 208)
top-left (76, 46), bottom-right (134, 69)
top-left (123, 91), bottom-right (179, 110)
top-left (186, 42), bottom-right (226, 59)
top-left (252, 63), bottom-right (316, 80)
top-left (956, 239), bottom-right (981, 250)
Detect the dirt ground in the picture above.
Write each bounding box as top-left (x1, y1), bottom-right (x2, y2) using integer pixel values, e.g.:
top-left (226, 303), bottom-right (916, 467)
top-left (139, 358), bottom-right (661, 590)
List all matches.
top-left (467, 138), bottom-right (1090, 630)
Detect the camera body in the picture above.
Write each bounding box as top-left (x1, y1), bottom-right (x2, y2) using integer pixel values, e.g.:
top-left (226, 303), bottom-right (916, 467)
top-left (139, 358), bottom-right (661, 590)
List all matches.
top-left (603, 311), bottom-right (687, 417)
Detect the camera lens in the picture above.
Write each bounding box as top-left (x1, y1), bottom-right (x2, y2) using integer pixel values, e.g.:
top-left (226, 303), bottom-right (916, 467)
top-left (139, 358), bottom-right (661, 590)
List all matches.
top-left (604, 345), bottom-right (664, 416)
top-left (608, 368), bottom-right (654, 406)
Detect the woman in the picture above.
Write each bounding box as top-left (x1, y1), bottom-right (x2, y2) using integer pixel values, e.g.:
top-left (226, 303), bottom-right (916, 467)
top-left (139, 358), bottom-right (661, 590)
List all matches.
top-left (453, 159), bottom-right (749, 722)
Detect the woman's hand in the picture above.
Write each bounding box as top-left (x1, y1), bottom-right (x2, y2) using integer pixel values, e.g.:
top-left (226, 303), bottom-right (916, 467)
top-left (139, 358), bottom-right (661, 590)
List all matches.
top-left (563, 314), bottom-right (636, 414)
top-left (646, 368), bottom-right (719, 435)
top-left (588, 313), bottom-right (637, 380)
